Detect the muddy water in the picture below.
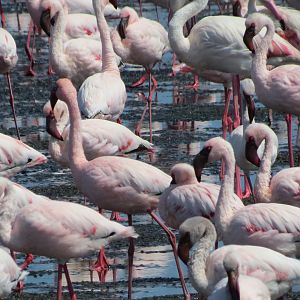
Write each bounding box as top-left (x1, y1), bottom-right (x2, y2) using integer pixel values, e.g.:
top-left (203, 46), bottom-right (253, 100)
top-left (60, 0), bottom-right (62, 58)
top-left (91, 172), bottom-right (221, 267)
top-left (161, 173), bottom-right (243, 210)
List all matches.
top-left (1, 1), bottom-right (299, 299)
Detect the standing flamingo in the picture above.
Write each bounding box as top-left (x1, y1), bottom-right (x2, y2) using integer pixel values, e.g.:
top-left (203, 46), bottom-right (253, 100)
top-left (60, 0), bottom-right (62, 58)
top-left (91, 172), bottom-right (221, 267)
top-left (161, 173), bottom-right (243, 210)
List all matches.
top-left (77, 0), bottom-right (126, 120)
top-left (43, 99), bottom-right (153, 167)
top-left (177, 216), bottom-right (300, 298)
top-left (110, 6), bottom-right (170, 140)
top-left (193, 137), bottom-right (300, 257)
top-left (244, 13), bottom-right (300, 167)
top-left (0, 176), bottom-right (136, 300)
top-left (245, 123), bottom-right (300, 207)
top-left (0, 28), bottom-right (20, 139)
top-left (50, 78), bottom-right (192, 300)
top-left (0, 247), bottom-right (28, 298)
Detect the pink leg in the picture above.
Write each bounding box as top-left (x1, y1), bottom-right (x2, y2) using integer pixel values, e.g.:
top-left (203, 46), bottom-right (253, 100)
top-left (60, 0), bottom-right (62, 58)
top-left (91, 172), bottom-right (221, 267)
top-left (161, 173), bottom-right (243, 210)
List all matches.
top-left (0, 0), bottom-right (6, 28)
top-left (155, 4), bottom-right (159, 22)
top-left (242, 174), bottom-right (253, 200)
top-left (91, 247), bottom-right (109, 272)
top-left (268, 109), bottom-right (273, 126)
top-left (63, 264), bottom-right (77, 300)
top-left (6, 73), bottom-right (20, 140)
top-left (149, 211), bottom-right (191, 300)
top-left (110, 211), bottom-right (126, 222)
top-left (135, 93), bottom-right (148, 136)
top-left (25, 20), bottom-right (36, 76)
top-left (20, 253), bottom-right (34, 270)
top-left (97, 268), bottom-right (108, 283)
top-left (286, 114), bottom-right (294, 167)
top-left (127, 214), bottom-right (134, 300)
top-left (222, 87), bottom-right (233, 139)
top-left (232, 75), bottom-right (241, 129)
top-left (14, 0), bottom-right (21, 31)
top-left (185, 74), bottom-right (199, 90)
top-left (148, 73), bottom-right (157, 143)
top-left (57, 264), bottom-right (63, 300)
top-left (138, 0), bottom-right (142, 16)
top-left (131, 73), bottom-right (149, 88)
top-left (235, 165), bottom-right (243, 199)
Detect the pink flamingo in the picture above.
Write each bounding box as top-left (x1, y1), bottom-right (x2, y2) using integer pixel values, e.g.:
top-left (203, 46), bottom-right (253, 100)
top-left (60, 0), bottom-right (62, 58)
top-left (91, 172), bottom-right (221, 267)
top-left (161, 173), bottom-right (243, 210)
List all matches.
top-left (0, 176), bottom-right (136, 300)
top-left (43, 99), bottom-right (153, 167)
top-left (245, 123), bottom-right (300, 207)
top-left (193, 137), bottom-right (300, 257)
top-left (0, 133), bottom-right (47, 178)
top-left (244, 13), bottom-right (300, 167)
top-left (0, 28), bottom-right (20, 139)
top-left (110, 6), bottom-right (170, 140)
top-left (77, 0), bottom-right (126, 121)
top-left (50, 78), bottom-right (192, 300)
top-left (0, 247), bottom-right (28, 298)
top-left (178, 216), bottom-right (300, 298)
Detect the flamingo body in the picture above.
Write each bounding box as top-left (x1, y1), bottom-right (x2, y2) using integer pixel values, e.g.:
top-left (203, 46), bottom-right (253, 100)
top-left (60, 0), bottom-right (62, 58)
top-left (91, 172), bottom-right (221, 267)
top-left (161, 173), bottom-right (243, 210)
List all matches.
top-left (0, 28), bottom-right (18, 74)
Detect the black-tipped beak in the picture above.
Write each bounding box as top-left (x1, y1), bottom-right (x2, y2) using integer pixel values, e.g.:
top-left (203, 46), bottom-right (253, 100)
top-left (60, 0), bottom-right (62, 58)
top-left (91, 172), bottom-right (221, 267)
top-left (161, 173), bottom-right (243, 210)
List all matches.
top-left (245, 136), bottom-right (260, 167)
top-left (50, 87), bottom-right (58, 110)
top-left (46, 111), bottom-right (64, 141)
top-left (170, 175), bottom-right (176, 185)
top-left (279, 19), bottom-right (286, 31)
top-left (232, 0), bottom-right (241, 17)
top-left (227, 269), bottom-right (240, 300)
top-left (117, 17), bottom-right (129, 39)
top-left (243, 24), bottom-right (256, 53)
top-left (40, 9), bottom-right (51, 37)
top-left (244, 93), bottom-right (255, 124)
top-left (109, 0), bottom-right (118, 9)
top-left (177, 232), bottom-right (191, 265)
top-left (193, 146), bottom-right (211, 182)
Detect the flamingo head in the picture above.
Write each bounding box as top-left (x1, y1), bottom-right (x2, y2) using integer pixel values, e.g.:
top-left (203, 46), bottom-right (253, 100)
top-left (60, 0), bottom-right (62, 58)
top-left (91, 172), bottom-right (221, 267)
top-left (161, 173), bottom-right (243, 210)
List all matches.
top-left (193, 137), bottom-right (232, 182)
top-left (117, 6), bottom-right (139, 39)
top-left (178, 217), bottom-right (217, 265)
top-left (170, 163), bottom-right (198, 185)
top-left (240, 79), bottom-right (256, 123)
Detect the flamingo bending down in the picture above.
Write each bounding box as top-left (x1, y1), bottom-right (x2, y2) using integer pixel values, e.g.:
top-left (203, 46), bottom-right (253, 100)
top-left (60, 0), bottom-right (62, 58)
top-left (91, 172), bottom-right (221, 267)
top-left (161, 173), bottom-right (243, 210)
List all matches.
top-left (110, 6), bottom-right (170, 140)
top-left (0, 133), bottom-right (47, 178)
top-left (43, 100), bottom-right (153, 167)
top-left (77, 0), bottom-right (126, 120)
top-left (0, 176), bottom-right (136, 300)
top-left (245, 122), bottom-right (300, 207)
top-left (244, 13), bottom-right (300, 167)
top-left (177, 216), bottom-right (300, 298)
top-left (193, 137), bottom-right (300, 257)
top-left (0, 247), bottom-right (28, 298)
top-left (50, 78), bottom-right (192, 300)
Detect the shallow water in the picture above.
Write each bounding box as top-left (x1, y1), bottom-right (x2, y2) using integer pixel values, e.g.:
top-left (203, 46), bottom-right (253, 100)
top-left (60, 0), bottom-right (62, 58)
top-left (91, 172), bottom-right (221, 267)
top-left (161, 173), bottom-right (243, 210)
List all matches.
top-left (1, 0), bottom-right (300, 299)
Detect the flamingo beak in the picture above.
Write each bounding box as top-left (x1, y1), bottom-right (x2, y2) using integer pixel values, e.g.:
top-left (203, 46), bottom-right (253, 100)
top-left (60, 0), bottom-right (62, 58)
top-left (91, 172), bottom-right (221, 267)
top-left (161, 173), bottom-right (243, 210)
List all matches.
top-left (232, 0), bottom-right (241, 17)
top-left (109, 0), bottom-right (118, 9)
top-left (193, 146), bottom-right (211, 182)
top-left (40, 8), bottom-right (51, 37)
top-left (170, 174), bottom-right (176, 185)
top-left (245, 136), bottom-right (260, 167)
top-left (46, 111), bottom-right (64, 141)
top-left (177, 232), bottom-right (191, 265)
top-left (243, 24), bottom-right (256, 53)
top-left (227, 269), bottom-right (240, 300)
top-left (117, 17), bottom-right (129, 39)
top-left (50, 87), bottom-right (59, 110)
top-left (244, 93), bottom-right (255, 124)
top-left (279, 19), bottom-right (286, 31)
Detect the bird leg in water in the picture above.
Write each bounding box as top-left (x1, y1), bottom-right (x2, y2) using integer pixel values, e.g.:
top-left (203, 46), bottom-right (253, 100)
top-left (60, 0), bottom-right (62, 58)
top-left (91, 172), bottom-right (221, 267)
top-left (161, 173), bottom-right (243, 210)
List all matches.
top-left (0, 0), bottom-right (6, 28)
top-left (20, 253), bottom-right (34, 270)
top-left (286, 114), bottom-right (295, 167)
top-left (234, 165), bottom-right (243, 199)
top-left (92, 247), bottom-right (109, 271)
top-left (6, 73), bottom-right (20, 139)
top-left (127, 214), bottom-right (134, 300)
top-left (110, 211), bottom-right (127, 222)
top-left (57, 263), bottom-right (77, 300)
top-left (25, 20), bottom-right (36, 76)
top-left (232, 74), bottom-right (241, 129)
top-left (222, 87), bottom-right (233, 140)
top-left (138, 0), bottom-right (142, 17)
top-left (148, 211), bottom-right (191, 300)
top-left (131, 73), bottom-right (149, 88)
top-left (243, 174), bottom-right (253, 200)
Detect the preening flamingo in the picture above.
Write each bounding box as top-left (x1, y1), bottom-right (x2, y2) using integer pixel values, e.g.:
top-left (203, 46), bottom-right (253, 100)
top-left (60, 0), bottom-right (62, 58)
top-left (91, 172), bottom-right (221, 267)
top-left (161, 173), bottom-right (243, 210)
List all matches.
top-left (0, 247), bottom-right (28, 298)
top-left (245, 122), bottom-right (300, 207)
top-left (193, 137), bottom-right (300, 257)
top-left (0, 176), bottom-right (136, 300)
top-left (43, 99), bottom-right (153, 167)
top-left (110, 6), bottom-right (170, 140)
top-left (50, 78), bottom-right (191, 300)
top-left (177, 216), bottom-right (300, 298)
top-left (244, 13), bottom-right (300, 167)
top-left (0, 133), bottom-right (47, 178)
top-left (77, 0), bottom-right (126, 120)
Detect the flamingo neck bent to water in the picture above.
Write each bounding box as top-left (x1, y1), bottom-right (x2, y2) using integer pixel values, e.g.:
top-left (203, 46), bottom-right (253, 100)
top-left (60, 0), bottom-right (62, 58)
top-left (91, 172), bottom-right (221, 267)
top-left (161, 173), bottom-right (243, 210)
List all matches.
top-left (168, 0), bottom-right (208, 60)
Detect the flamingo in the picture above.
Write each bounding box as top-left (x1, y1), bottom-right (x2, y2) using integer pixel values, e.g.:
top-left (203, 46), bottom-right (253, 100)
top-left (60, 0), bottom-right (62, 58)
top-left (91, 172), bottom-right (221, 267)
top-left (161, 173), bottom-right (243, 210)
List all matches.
top-left (77, 0), bottom-right (126, 120)
top-left (50, 78), bottom-right (192, 300)
top-left (193, 137), bottom-right (300, 257)
top-left (229, 79), bottom-right (278, 198)
top-left (0, 176), bottom-right (136, 300)
top-left (0, 28), bottom-right (21, 139)
top-left (177, 216), bottom-right (300, 298)
top-left (43, 99), bottom-right (153, 167)
top-left (0, 247), bottom-right (28, 298)
top-left (0, 133), bottom-right (47, 178)
top-left (244, 13), bottom-right (300, 167)
top-left (40, 0), bottom-right (120, 89)
top-left (110, 6), bottom-right (170, 140)
top-left (245, 122), bottom-right (300, 207)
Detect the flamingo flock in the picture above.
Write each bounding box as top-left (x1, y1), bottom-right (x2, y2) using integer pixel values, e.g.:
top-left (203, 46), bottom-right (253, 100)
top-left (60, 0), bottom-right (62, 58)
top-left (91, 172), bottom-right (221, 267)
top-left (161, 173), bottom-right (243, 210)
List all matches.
top-left (0, 0), bottom-right (300, 299)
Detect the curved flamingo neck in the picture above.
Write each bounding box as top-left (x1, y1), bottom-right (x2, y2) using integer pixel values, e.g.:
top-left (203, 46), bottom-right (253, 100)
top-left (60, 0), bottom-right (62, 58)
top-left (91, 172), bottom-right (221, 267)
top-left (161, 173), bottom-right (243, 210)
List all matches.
top-left (93, 0), bottom-right (119, 74)
top-left (168, 0), bottom-right (208, 60)
top-left (64, 97), bottom-right (86, 169)
top-left (254, 134), bottom-right (274, 203)
top-left (214, 146), bottom-right (244, 240)
top-left (248, 0), bottom-right (258, 14)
